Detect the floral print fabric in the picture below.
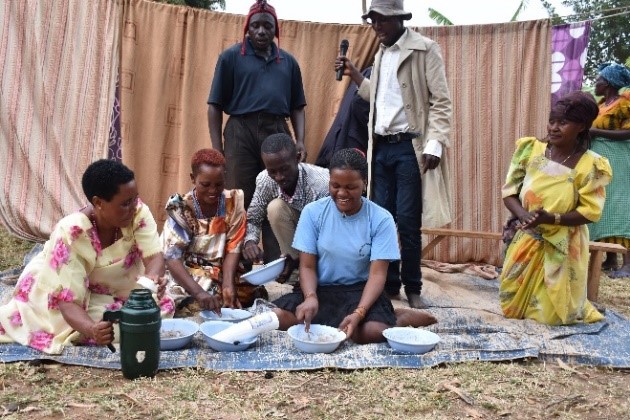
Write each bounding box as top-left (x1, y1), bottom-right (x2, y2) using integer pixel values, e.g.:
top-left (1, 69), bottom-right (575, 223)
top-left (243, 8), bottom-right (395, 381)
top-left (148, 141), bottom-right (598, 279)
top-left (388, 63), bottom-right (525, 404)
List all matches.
top-left (0, 201), bottom-right (174, 354)
top-left (499, 137), bottom-right (611, 325)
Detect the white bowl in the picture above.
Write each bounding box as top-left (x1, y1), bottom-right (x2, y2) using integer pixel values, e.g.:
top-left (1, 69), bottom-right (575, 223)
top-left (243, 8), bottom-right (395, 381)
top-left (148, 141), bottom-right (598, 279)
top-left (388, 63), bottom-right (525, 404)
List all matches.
top-left (240, 257), bottom-right (287, 285)
top-left (200, 321), bottom-right (257, 352)
top-left (160, 318), bottom-right (199, 350)
top-left (287, 324), bottom-right (346, 354)
top-left (199, 307), bottom-right (253, 322)
top-left (382, 327), bottom-right (440, 354)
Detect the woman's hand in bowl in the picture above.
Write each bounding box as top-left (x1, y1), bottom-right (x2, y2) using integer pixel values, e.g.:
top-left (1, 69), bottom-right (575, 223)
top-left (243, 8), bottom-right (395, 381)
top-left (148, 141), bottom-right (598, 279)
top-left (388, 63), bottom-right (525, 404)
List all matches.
top-left (338, 313), bottom-right (361, 340)
top-left (221, 286), bottom-right (242, 309)
top-left (296, 297), bottom-right (318, 331)
top-left (194, 290), bottom-right (222, 314)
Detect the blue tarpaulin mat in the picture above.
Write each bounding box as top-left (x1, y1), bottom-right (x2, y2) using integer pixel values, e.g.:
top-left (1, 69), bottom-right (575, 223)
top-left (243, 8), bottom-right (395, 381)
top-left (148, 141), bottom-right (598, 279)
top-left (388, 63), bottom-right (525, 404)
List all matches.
top-left (1, 270), bottom-right (629, 371)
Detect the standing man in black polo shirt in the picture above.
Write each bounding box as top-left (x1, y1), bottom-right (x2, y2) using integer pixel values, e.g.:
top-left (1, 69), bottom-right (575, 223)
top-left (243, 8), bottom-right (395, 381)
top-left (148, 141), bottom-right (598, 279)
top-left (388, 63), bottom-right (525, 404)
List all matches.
top-left (207, 0), bottom-right (307, 211)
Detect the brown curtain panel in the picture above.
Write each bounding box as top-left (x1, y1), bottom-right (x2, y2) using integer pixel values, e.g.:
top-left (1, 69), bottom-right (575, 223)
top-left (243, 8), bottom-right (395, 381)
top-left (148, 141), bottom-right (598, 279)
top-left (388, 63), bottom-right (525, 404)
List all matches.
top-left (419, 21), bottom-right (552, 265)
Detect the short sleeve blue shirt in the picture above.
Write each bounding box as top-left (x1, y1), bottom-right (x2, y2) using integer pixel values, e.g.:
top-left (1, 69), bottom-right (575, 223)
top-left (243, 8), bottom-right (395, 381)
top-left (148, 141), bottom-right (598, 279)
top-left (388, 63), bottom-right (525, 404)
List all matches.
top-left (207, 39), bottom-right (307, 116)
top-left (293, 196), bottom-right (400, 286)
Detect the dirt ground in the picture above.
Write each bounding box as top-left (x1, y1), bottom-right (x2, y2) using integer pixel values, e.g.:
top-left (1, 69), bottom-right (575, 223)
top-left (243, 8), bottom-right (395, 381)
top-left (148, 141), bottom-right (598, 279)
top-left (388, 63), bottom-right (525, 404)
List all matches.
top-left (1, 279), bottom-right (629, 419)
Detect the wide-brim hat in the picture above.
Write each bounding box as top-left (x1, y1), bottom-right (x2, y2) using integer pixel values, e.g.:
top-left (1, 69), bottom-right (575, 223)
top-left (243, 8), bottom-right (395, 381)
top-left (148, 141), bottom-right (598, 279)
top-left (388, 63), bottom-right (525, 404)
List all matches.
top-left (361, 0), bottom-right (412, 21)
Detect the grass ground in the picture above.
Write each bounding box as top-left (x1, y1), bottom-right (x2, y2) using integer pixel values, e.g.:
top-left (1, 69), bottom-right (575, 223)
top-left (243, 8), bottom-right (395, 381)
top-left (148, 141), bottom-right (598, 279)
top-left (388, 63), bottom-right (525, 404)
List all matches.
top-left (1, 225), bottom-right (629, 419)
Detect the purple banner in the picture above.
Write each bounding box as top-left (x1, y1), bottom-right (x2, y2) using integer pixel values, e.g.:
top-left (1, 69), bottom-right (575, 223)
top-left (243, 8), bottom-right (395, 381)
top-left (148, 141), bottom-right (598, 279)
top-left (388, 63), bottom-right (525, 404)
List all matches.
top-left (551, 21), bottom-right (591, 106)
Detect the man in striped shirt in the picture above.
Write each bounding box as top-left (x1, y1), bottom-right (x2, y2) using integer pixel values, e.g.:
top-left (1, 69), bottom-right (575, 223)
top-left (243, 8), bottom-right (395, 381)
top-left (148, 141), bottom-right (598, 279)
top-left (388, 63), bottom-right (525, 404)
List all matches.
top-left (243, 133), bottom-right (330, 282)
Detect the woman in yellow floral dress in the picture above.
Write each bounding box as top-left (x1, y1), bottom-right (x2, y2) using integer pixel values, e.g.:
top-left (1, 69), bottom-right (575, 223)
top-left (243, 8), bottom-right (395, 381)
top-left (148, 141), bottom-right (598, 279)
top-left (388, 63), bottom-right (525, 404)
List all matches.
top-left (0, 160), bottom-right (175, 354)
top-left (500, 92), bottom-right (612, 325)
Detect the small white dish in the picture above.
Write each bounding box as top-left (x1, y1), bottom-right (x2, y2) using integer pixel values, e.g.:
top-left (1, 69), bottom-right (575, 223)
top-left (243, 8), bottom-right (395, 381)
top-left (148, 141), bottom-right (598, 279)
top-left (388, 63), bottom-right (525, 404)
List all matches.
top-left (200, 321), bottom-right (257, 352)
top-left (287, 324), bottom-right (346, 354)
top-left (240, 257), bottom-right (287, 285)
top-left (199, 307), bottom-right (252, 322)
top-left (382, 327), bottom-right (440, 354)
top-left (160, 318), bottom-right (199, 350)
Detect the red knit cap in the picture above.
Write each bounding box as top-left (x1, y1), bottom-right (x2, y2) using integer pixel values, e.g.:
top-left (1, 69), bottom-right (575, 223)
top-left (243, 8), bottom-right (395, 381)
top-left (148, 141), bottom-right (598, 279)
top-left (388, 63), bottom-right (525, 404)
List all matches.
top-left (241, 0), bottom-right (280, 62)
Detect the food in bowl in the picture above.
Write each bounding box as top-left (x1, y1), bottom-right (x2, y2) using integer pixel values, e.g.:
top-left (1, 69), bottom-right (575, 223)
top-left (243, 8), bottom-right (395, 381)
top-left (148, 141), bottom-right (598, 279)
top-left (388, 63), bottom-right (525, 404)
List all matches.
top-left (160, 318), bottom-right (199, 351)
top-left (287, 324), bottom-right (346, 354)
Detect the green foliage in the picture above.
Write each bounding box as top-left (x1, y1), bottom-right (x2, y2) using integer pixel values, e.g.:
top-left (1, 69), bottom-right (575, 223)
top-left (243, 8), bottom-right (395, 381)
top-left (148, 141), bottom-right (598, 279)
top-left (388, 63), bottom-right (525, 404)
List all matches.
top-left (428, 8), bottom-right (454, 26)
top-left (540, 0), bottom-right (630, 83)
top-left (149, 0), bottom-right (225, 10)
top-left (510, 0), bottom-right (530, 21)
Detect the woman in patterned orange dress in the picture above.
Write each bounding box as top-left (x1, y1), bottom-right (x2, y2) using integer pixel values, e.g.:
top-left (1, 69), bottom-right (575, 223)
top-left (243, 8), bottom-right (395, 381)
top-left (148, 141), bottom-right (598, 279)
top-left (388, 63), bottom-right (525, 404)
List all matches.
top-left (161, 149), bottom-right (266, 313)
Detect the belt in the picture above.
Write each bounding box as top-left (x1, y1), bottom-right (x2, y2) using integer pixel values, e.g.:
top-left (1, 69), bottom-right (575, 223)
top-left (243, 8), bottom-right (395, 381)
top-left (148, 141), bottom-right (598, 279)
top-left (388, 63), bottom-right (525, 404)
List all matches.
top-left (374, 132), bottom-right (418, 143)
top-left (234, 112), bottom-right (286, 120)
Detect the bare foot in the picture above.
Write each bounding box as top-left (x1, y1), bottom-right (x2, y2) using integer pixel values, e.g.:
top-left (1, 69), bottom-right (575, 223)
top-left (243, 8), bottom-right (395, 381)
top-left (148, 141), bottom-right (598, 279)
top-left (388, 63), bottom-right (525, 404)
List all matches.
top-left (394, 307), bottom-right (437, 327)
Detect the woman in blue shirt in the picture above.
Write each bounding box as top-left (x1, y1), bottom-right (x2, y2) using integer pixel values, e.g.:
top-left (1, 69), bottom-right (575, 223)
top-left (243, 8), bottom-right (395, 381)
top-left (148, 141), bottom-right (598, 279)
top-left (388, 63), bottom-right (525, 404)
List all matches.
top-left (272, 148), bottom-right (436, 343)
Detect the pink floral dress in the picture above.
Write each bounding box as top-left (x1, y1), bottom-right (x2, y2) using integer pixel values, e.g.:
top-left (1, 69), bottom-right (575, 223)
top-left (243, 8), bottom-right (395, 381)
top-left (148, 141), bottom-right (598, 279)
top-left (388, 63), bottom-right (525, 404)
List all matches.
top-left (0, 201), bottom-right (174, 354)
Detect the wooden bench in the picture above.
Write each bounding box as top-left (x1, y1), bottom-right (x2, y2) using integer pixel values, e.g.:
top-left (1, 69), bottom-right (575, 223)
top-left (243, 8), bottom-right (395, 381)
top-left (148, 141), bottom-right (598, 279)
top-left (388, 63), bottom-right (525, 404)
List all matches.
top-left (421, 227), bottom-right (628, 302)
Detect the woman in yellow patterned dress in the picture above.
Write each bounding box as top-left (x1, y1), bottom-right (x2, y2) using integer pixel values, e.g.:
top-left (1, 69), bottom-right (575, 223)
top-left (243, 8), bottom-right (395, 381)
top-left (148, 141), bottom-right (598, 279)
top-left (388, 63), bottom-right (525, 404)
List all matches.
top-left (500, 92), bottom-right (612, 325)
top-left (0, 160), bottom-right (175, 354)
top-left (588, 62), bottom-right (630, 277)
top-left (161, 149), bottom-right (266, 313)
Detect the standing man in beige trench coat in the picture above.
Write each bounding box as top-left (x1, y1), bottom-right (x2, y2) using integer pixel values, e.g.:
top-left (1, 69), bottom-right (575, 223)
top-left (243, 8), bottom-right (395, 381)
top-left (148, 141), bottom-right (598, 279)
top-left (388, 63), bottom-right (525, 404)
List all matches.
top-left (336, 0), bottom-right (452, 308)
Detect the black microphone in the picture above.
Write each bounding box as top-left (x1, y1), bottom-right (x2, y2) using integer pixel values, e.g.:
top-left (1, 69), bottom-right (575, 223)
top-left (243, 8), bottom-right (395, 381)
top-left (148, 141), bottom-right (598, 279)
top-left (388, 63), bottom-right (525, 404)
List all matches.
top-left (336, 39), bottom-right (349, 81)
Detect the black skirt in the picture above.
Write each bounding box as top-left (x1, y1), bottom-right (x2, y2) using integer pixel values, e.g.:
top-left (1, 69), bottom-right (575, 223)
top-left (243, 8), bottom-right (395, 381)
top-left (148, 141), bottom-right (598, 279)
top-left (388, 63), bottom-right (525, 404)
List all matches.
top-left (272, 283), bottom-right (396, 328)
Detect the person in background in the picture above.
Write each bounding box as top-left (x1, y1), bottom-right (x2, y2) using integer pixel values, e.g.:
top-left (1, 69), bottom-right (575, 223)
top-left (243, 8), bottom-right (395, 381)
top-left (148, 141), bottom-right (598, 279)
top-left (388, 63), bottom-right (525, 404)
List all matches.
top-left (207, 0), bottom-right (307, 211)
top-left (335, 0), bottom-right (453, 309)
top-left (315, 67), bottom-right (372, 168)
top-left (272, 148), bottom-right (437, 344)
top-left (161, 149), bottom-right (266, 313)
top-left (588, 62), bottom-right (630, 278)
top-left (500, 91), bottom-right (611, 325)
top-left (243, 133), bottom-right (329, 282)
top-left (0, 160), bottom-right (174, 354)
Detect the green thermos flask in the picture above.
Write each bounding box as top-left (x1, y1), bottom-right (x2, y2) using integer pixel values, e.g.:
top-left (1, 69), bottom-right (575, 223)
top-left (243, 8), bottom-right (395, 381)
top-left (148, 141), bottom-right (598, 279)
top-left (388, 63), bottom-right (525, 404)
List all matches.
top-left (103, 289), bottom-right (161, 379)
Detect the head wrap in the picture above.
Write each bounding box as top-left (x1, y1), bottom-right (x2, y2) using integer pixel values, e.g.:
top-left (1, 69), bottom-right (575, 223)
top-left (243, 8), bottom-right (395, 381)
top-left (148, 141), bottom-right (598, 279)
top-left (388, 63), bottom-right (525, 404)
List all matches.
top-left (598, 62), bottom-right (630, 90)
top-left (241, 0), bottom-right (280, 62)
top-left (552, 91), bottom-right (599, 126)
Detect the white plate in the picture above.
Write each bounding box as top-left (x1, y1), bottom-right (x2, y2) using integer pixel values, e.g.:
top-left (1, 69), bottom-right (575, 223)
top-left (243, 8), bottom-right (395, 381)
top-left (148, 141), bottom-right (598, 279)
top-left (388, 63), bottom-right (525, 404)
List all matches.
top-left (200, 307), bottom-right (252, 322)
top-left (240, 257), bottom-right (287, 285)
top-left (382, 327), bottom-right (440, 354)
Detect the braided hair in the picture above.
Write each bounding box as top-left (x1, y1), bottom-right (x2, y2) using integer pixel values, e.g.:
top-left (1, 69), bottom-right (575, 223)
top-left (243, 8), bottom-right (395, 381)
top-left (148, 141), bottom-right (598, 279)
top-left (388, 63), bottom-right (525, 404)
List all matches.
top-left (329, 148), bottom-right (368, 182)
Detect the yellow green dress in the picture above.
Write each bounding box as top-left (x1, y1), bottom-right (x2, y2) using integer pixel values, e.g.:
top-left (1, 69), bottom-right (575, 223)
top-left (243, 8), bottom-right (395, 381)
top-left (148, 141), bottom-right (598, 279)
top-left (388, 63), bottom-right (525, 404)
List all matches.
top-left (499, 137), bottom-right (612, 325)
top-left (0, 201), bottom-right (175, 354)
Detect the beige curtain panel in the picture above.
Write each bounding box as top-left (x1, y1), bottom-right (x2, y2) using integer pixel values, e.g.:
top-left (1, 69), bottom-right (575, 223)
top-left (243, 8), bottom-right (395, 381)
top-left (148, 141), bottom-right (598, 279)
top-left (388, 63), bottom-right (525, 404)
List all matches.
top-left (1, 0), bottom-right (552, 265)
top-left (0, 0), bottom-right (121, 241)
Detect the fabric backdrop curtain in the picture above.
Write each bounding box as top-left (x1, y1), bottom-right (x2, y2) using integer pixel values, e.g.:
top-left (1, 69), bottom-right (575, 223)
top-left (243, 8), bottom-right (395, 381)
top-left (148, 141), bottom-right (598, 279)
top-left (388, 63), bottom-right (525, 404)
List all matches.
top-left (420, 21), bottom-right (552, 265)
top-left (1, 0), bottom-right (554, 266)
top-left (0, 0), bottom-right (121, 241)
top-left (120, 1), bottom-right (551, 266)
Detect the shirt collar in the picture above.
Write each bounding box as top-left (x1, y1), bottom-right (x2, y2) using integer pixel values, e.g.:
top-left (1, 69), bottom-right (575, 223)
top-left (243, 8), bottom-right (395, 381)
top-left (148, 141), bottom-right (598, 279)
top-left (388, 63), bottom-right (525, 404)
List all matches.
top-left (380, 28), bottom-right (409, 52)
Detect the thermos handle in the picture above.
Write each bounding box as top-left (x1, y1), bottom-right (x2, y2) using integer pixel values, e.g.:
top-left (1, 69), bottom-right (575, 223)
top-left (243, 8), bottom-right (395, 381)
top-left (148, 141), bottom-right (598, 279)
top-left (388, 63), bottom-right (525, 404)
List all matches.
top-left (102, 310), bottom-right (120, 353)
